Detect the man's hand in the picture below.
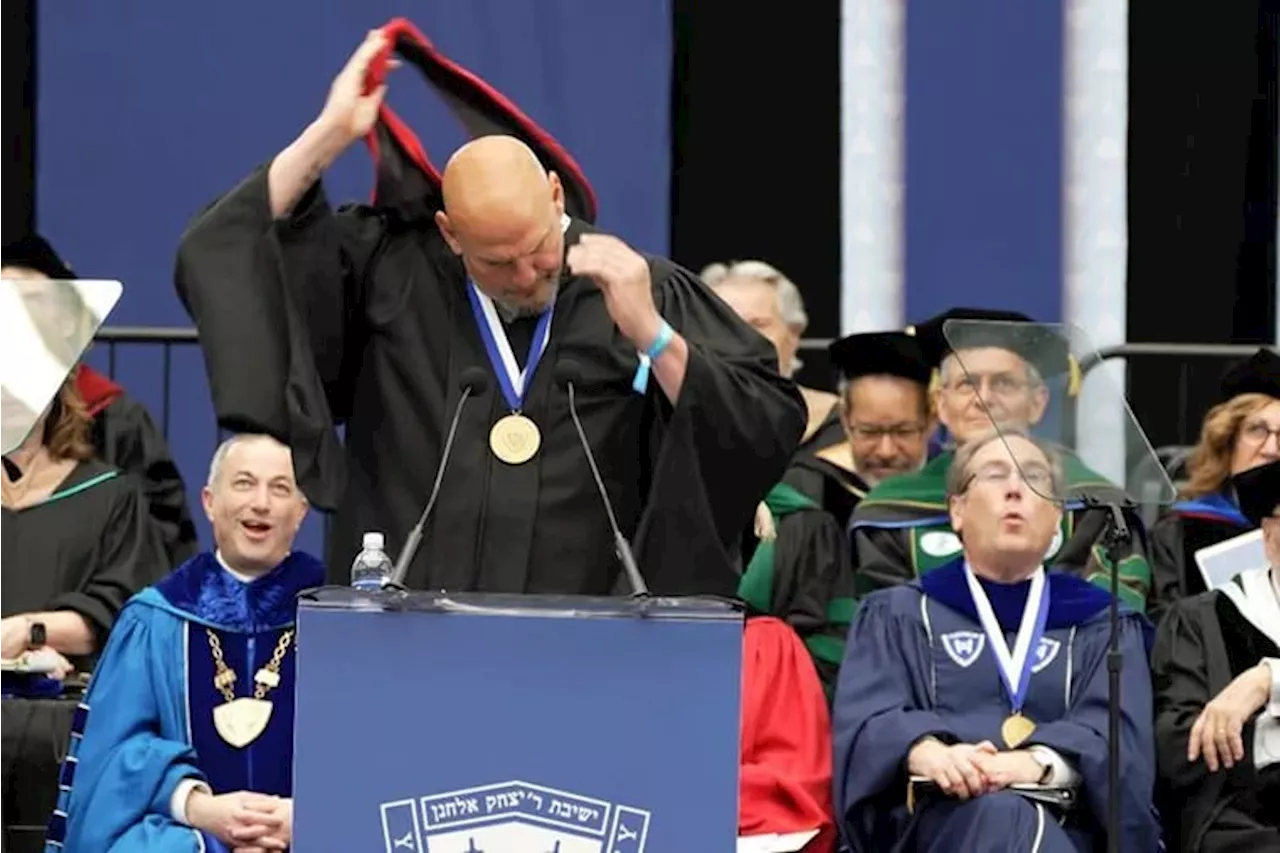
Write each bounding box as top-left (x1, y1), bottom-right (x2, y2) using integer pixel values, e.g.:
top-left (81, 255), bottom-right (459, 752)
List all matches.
top-left (1, 616), bottom-right (30, 659)
top-left (971, 750), bottom-right (1045, 790)
top-left (906, 738), bottom-right (997, 800)
top-left (1189, 662), bottom-right (1272, 772)
top-left (24, 647), bottom-right (75, 680)
top-left (232, 797), bottom-right (293, 853)
top-left (186, 790), bottom-right (287, 850)
top-left (566, 235), bottom-right (662, 351)
top-left (316, 30), bottom-right (392, 149)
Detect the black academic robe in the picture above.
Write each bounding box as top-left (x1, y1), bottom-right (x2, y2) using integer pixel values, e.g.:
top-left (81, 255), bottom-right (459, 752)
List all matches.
top-left (175, 169), bottom-right (804, 596)
top-left (1151, 579), bottom-right (1280, 852)
top-left (782, 440), bottom-right (868, 535)
top-left (1, 459), bottom-right (169, 658)
top-left (1149, 494), bottom-right (1253, 621)
top-left (79, 371), bottom-right (199, 567)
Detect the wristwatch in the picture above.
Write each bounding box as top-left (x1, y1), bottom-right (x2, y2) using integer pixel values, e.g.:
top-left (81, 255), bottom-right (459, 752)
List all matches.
top-left (1028, 746), bottom-right (1054, 784)
top-left (27, 620), bottom-right (46, 650)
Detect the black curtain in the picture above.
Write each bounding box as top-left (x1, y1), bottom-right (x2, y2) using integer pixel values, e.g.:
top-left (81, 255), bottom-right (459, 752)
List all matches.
top-left (669, 0), bottom-right (843, 391)
top-left (1127, 0), bottom-right (1278, 448)
top-left (3, 0), bottom-right (36, 242)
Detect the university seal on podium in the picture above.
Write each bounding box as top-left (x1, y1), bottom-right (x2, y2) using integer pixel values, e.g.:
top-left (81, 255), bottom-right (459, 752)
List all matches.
top-left (380, 780), bottom-right (651, 853)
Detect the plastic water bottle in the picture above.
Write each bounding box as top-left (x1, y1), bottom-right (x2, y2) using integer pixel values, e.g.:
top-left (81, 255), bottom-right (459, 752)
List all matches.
top-left (350, 531), bottom-right (393, 591)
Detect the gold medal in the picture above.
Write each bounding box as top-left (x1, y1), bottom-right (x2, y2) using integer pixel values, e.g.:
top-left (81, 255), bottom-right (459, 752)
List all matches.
top-left (489, 413), bottom-right (541, 465)
top-left (1001, 712), bottom-right (1037, 748)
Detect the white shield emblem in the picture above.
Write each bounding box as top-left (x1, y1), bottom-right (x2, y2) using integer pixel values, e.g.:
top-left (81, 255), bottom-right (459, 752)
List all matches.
top-left (920, 531), bottom-right (963, 558)
top-left (940, 631), bottom-right (985, 668)
top-left (381, 781), bottom-right (651, 853)
top-left (1030, 637), bottom-right (1061, 674)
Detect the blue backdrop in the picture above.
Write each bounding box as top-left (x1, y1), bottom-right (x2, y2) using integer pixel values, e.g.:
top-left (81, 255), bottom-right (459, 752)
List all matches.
top-left (903, 0), bottom-right (1064, 325)
top-left (37, 2), bottom-right (672, 561)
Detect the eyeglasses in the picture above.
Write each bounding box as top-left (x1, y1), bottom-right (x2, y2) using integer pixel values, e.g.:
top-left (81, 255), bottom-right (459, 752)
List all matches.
top-left (1240, 421), bottom-right (1280, 445)
top-left (942, 373), bottom-right (1031, 399)
top-left (849, 423), bottom-right (927, 443)
top-left (961, 461), bottom-right (1055, 493)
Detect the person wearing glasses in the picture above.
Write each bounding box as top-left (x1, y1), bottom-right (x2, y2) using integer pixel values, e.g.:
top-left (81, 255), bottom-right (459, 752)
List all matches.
top-left (833, 429), bottom-right (1160, 852)
top-left (848, 307), bottom-right (1153, 612)
top-left (1150, 347), bottom-right (1280, 615)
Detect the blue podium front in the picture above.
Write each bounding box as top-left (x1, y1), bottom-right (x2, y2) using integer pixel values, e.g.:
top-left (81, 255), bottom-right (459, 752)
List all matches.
top-left (291, 589), bottom-right (745, 852)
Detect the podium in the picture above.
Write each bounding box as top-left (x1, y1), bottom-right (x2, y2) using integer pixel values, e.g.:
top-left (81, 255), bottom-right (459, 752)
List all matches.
top-left (291, 588), bottom-right (745, 852)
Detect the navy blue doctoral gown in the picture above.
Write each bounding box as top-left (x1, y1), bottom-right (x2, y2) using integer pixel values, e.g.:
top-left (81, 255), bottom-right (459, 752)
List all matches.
top-left (831, 560), bottom-right (1160, 852)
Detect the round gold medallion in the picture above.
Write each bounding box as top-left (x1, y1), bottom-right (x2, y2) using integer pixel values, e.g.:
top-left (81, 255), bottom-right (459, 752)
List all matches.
top-left (489, 413), bottom-right (541, 465)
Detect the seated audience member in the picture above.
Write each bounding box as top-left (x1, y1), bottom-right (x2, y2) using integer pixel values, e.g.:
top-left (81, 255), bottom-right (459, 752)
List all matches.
top-left (1150, 347), bottom-right (1280, 613)
top-left (1152, 458), bottom-right (1280, 851)
top-left (45, 434), bottom-right (321, 852)
top-left (1, 378), bottom-right (167, 672)
top-left (833, 429), bottom-right (1159, 852)
top-left (2, 234), bottom-right (200, 565)
top-left (850, 307), bottom-right (1153, 611)
top-left (785, 330), bottom-right (934, 531)
top-left (739, 617), bottom-right (835, 852)
top-left (702, 260), bottom-right (843, 455)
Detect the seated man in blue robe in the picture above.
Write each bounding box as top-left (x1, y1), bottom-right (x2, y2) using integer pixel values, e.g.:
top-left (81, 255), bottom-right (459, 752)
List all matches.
top-left (45, 433), bottom-right (322, 852)
top-left (832, 428), bottom-right (1160, 852)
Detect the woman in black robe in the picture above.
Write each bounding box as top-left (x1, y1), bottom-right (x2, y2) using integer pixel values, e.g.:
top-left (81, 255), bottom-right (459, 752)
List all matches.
top-left (1, 379), bottom-right (168, 852)
top-left (1150, 348), bottom-right (1280, 618)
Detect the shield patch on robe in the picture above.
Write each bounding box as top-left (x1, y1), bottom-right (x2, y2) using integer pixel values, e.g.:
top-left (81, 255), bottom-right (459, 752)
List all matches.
top-left (940, 631), bottom-right (986, 668)
top-left (1030, 637), bottom-right (1062, 673)
top-left (381, 781), bottom-right (651, 853)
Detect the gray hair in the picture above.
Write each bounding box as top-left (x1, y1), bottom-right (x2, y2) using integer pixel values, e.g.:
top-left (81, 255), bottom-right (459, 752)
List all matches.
top-left (944, 426), bottom-right (1064, 503)
top-left (938, 351), bottom-right (1045, 390)
top-left (206, 433), bottom-right (286, 488)
top-left (700, 260), bottom-right (808, 333)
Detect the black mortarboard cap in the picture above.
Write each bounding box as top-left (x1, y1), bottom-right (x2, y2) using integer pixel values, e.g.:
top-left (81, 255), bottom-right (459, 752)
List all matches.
top-left (828, 331), bottom-right (931, 385)
top-left (1219, 347), bottom-right (1280, 402)
top-left (1232, 458), bottom-right (1280, 527)
top-left (361, 18), bottom-right (598, 225)
top-left (2, 234), bottom-right (76, 280)
top-left (907, 306), bottom-right (1080, 396)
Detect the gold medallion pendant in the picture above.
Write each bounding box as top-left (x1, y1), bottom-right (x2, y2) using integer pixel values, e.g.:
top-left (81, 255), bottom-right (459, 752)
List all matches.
top-left (213, 698), bottom-right (274, 748)
top-left (206, 628), bottom-right (294, 749)
top-left (489, 413), bottom-right (541, 465)
top-left (1001, 712), bottom-right (1037, 748)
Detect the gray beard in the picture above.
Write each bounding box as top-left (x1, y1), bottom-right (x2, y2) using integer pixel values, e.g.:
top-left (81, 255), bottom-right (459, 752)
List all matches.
top-left (494, 284), bottom-right (559, 322)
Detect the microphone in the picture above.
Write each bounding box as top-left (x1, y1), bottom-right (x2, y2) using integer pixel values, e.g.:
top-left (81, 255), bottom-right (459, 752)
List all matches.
top-left (553, 359), bottom-right (650, 598)
top-left (387, 367), bottom-right (490, 589)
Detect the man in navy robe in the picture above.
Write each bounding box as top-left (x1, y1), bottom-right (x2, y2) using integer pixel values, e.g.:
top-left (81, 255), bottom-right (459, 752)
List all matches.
top-left (45, 434), bottom-right (321, 852)
top-left (832, 429), bottom-right (1160, 852)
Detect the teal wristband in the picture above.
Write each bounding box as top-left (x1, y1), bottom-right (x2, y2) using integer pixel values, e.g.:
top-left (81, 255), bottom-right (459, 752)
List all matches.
top-left (632, 320), bottom-right (674, 395)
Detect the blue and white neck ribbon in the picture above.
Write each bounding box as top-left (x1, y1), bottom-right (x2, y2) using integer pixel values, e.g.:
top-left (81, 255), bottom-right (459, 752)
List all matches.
top-left (466, 283), bottom-right (554, 411)
top-left (964, 564), bottom-right (1050, 714)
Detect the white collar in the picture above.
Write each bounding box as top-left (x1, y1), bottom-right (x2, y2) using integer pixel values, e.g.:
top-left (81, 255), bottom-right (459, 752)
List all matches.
top-left (1220, 565), bottom-right (1280, 649)
top-left (214, 549), bottom-right (274, 585)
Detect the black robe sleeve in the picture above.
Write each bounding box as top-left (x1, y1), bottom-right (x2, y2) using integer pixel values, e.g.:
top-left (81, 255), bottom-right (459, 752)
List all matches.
top-left (851, 526), bottom-right (914, 598)
top-left (175, 168), bottom-right (387, 510)
top-left (631, 264), bottom-right (806, 595)
top-left (92, 395), bottom-right (198, 566)
top-left (1149, 512), bottom-right (1188, 623)
top-left (1151, 595), bottom-right (1274, 852)
top-left (46, 478), bottom-right (168, 653)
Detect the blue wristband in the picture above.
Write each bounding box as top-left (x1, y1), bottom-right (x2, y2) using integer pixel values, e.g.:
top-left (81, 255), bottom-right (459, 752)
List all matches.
top-left (632, 320), bottom-right (674, 395)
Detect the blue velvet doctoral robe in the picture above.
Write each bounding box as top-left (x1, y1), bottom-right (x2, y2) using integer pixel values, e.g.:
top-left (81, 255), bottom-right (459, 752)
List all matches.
top-left (832, 559), bottom-right (1161, 853)
top-left (44, 551), bottom-right (324, 853)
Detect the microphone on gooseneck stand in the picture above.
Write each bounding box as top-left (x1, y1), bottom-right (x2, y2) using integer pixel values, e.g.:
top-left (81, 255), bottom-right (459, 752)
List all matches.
top-left (386, 367), bottom-right (491, 589)
top-left (553, 359), bottom-right (650, 599)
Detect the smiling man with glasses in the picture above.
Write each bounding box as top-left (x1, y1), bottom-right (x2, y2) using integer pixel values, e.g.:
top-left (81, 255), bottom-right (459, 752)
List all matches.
top-left (848, 307), bottom-right (1154, 614)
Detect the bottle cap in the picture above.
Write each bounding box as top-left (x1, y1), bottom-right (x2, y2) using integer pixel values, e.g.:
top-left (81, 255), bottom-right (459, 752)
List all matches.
top-left (362, 531), bottom-right (385, 551)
